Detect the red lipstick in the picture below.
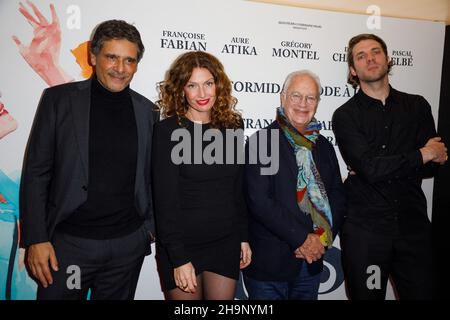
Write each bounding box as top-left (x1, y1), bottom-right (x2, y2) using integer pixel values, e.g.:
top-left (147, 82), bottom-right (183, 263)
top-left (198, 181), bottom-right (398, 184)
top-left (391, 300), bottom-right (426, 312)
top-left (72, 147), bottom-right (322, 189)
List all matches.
top-left (197, 99), bottom-right (210, 106)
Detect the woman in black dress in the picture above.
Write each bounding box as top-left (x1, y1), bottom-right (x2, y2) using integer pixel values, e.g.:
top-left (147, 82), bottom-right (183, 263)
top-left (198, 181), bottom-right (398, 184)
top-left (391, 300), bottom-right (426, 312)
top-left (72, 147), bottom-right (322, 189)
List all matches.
top-left (152, 51), bottom-right (251, 300)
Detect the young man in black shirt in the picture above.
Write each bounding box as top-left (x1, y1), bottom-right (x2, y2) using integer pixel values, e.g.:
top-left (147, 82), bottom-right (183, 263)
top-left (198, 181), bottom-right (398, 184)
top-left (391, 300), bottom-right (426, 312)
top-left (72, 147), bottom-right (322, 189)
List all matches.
top-left (332, 33), bottom-right (447, 300)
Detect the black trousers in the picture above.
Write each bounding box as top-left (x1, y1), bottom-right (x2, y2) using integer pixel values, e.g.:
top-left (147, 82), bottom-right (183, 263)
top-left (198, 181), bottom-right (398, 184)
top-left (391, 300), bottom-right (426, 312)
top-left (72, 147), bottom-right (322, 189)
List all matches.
top-left (340, 221), bottom-right (432, 300)
top-left (37, 224), bottom-right (151, 300)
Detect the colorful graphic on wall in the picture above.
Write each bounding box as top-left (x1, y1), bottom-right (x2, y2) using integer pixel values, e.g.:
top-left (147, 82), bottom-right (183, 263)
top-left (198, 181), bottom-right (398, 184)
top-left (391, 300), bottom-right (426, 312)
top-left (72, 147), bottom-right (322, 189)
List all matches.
top-left (0, 94), bottom-right (18, 140)
top-left (71, 41), bottom-right (93, 79)
top-left (0, 170), bottom-right (36, 299)
top-left (0, 1), bottom-right (91, 300)
top-left (12, 1), bottom-right (73, 86)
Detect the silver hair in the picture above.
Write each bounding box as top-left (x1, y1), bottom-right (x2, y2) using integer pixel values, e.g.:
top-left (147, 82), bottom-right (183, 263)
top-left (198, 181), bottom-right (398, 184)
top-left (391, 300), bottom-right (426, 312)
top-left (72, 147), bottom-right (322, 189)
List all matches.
top-left (281, 70), bottom-right (322, 100)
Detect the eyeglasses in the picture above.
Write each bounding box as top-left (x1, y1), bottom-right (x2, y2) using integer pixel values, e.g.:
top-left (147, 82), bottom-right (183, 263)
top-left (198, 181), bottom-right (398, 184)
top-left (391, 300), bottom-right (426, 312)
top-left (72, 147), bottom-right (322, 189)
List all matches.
top-left (285, 92), bottom-right (318, 105)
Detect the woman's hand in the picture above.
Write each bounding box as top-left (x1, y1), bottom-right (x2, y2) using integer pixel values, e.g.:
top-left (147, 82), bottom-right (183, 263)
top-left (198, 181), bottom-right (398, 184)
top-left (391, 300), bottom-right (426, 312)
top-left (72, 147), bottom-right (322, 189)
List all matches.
top-left (174, 262), bottom-right (197, 293)
top-left (240, 242), bottom-right (252, 269)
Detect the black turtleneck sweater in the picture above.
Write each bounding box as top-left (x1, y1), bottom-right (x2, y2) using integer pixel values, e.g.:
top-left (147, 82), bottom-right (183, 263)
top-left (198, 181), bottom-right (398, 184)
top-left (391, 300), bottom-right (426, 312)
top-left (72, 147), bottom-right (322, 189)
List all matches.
top-left (57, 77), bottom-right (143, 239)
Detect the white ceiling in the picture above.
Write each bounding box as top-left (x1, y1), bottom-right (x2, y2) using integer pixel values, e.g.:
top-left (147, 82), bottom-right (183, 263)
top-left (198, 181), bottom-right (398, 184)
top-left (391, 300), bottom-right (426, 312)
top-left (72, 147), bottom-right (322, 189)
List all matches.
top-left (250, 0), bottom-right (450, 25)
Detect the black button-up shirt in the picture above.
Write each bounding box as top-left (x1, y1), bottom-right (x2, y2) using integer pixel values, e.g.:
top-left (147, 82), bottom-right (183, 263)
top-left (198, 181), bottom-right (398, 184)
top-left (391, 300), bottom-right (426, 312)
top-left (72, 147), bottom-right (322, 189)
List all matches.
top-left (332, 86), bottom-right (438, 235)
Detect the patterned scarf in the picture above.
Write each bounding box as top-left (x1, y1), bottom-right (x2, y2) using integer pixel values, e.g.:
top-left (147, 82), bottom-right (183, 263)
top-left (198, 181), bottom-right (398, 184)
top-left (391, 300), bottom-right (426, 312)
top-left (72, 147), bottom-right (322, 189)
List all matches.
top-left (276, 106), bottom-right (333, 248)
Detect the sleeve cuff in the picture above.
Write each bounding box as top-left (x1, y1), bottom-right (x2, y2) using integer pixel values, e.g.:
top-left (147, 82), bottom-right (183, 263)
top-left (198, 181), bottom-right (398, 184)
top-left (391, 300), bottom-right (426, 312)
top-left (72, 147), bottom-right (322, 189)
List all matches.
top-left (409, 150), bottom-right (424, 169)
top-left (167, 245), bottom-right (189, 268)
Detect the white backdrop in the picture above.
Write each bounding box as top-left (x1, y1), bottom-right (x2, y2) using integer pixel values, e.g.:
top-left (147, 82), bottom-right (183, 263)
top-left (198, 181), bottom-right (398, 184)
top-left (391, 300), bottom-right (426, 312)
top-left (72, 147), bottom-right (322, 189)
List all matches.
top-left (0, 0), bottom-right (444, 300)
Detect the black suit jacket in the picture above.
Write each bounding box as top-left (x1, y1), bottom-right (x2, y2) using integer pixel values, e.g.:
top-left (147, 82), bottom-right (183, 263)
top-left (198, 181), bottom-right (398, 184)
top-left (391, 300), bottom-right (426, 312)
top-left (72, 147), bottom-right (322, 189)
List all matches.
top-left (243, 121), bottom-right (346, 281)
top-left (20, 78), bottom-right (158, 248)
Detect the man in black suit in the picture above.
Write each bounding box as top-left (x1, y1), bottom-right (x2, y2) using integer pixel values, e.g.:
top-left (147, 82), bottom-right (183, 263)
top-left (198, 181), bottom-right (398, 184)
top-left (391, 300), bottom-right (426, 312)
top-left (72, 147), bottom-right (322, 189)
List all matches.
top-left (20, 20), bottom-right (157, 300)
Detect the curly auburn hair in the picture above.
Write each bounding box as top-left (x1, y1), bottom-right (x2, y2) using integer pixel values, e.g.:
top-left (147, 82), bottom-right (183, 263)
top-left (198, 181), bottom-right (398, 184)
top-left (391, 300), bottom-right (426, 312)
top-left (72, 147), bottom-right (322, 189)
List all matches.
top-left (156, 51), bottom-right (242, 129)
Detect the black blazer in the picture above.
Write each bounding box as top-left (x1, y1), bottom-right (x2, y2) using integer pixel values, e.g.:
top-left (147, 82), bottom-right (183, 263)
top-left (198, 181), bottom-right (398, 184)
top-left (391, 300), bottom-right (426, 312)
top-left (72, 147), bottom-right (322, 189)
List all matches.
top-left (20, 78), bottom-right (158, 248)
top-left (243, 121), bottom-right (346, 281)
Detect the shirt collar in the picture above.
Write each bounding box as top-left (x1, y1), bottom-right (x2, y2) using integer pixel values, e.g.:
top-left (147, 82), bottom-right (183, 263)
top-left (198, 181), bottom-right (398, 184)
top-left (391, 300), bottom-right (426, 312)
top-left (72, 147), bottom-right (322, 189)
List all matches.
top-left (356, 84), bottom-right (399, 107)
